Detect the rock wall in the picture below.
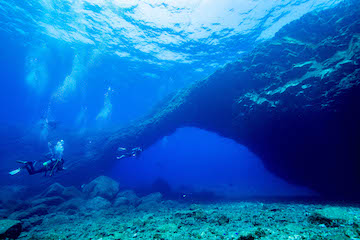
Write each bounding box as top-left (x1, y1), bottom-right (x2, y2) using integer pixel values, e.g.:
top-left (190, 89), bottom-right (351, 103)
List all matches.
top-left (95, 0), bottom-right (360, 197)
top-left (1, 1), bottom-right (358, 198)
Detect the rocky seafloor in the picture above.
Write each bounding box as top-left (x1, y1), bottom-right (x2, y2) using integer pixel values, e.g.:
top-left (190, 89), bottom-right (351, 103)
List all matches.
top-left (0, 176), bottom-right (360, 240)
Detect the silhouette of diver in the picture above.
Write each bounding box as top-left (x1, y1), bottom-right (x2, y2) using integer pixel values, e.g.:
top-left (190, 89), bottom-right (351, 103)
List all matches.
top-left (9, 140), bottom-right (66, 177)
top-left (14, 158), bottom-right (65, 176)
top-left (117, 147), bottom-right (142, 160)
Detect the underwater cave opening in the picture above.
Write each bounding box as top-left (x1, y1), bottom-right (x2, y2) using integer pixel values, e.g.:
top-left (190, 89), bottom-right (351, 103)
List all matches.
top-left (109, 127), bottom-right (315, 200)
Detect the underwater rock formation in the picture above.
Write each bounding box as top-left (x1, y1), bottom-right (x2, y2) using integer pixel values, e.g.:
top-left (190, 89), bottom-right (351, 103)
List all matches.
top-left (81, 196), bottom-right (112, 211)
top-left (136, 192), bottom-right (163, 212)
top-left (11, 191), bottom-right (360, 239)
top-left (115, 190), bottom-right (141, 207)
top-left (0, 177), bottom-right (359, 239)
top-left (98, 0), bottom-right (360, 197)
top-left (39, 183), bottom-right (82, 200)
top-left (82, 176), bottom-right (119, 200)
top-left (0, 219), bottom-right (22, 239)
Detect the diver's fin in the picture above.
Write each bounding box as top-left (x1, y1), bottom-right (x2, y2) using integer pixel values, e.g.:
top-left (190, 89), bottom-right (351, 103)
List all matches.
top-left (16, 160), bottom-right (28, 164)
top-left (9, 168), bottom-right (22, 176)
top-left (118, 147), bottom-right (127, 152)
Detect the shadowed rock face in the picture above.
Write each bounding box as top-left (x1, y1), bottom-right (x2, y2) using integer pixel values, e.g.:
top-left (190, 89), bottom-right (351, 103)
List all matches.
top-left (96, 0), bottom-right (360, 197)
top-left (1, 1), bottom-right (358, 198)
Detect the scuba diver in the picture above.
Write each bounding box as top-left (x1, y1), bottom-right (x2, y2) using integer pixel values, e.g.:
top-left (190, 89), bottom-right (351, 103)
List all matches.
top-left (13, 158), bottom-right (65, 176)
top-left (117, 146), bottom-right (142, 160)
top-left (9, 140), bottom-right (65, 177)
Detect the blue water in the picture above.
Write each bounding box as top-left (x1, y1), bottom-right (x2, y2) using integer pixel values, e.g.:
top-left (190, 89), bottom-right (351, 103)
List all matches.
top-left (0, 0), bottom-right (343, 198)
top-left (110, 127), bottom-right (314, 198)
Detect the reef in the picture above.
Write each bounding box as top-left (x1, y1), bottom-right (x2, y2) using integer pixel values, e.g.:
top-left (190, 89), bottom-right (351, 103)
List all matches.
top-left (1, 1), bottom-right (359, 198)
top-left (93, 0), bottom-right (360, 197)
top-left (1, 177), bottom-right (360, 239)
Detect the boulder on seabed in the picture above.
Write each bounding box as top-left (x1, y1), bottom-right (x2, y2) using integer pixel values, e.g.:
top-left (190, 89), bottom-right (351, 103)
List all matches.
top-left (113, 197), bottom-right (130, 207)
top-left (137, 192), bottom-right (163, 212)
top-left (141, 192), bottom-right (163, 203)
top-left (0, 219), bottom-right (22, 239)
top-left (81, 196), bottom-right (112, 211)
top-left (114, 190), bottom-right (141, 207)
top-left (40, 183), bottom-right (64, 198)
top-left (31, 196), bottom-right (66, 207)
top-left (39, 183), bottom-right (82, 200)
top-left (82, 176), bottom-right (119, 200)
top-left (62, 186), bottom-right (83, 199)
top-left (9, 204), bottom-right (48, 220)
top-left (56, 198), bottom-right (86, 213)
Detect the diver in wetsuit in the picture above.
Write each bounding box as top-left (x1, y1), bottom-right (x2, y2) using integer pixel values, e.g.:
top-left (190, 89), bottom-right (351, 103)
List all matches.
top-left (19, 158), bottom-right (65, 176)
top-left (9, 158), bottom-right (65, 176)
top-left (117, 147), bottom-right (142, 160)
top-left (9, 140), bottom-right (66, 176)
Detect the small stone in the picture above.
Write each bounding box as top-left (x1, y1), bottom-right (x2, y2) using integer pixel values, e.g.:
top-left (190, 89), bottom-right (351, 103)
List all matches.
top-left (308, 213), bottom-right (336, 227)
top-left (216, 214), bottom-right (230, 225)
top-left (237, 234), bottom-right (255, 240)
top-left (254, 228), bottom-right (267, 238)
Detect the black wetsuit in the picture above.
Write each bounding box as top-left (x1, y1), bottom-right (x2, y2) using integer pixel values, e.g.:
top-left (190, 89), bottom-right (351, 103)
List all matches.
top-left (25, 159), bottom-right (64, 176)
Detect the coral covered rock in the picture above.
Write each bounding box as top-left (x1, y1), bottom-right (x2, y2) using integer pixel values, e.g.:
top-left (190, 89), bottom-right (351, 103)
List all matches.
top-left (82, 176), bottom-right (119, 200)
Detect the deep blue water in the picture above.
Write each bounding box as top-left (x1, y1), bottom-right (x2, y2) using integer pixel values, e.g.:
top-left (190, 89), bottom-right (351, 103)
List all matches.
top-left (110, 127), bottom-right (314, 198)
top-left (0, 0), bottom-right (343, 198)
